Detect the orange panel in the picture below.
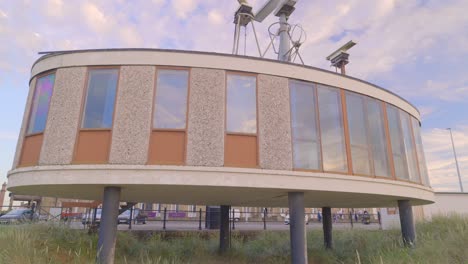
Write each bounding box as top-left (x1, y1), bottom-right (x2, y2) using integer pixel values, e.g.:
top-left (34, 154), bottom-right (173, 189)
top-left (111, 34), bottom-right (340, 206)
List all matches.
top-left (74, 130), bottom-right (111, 164)
top-left (148, 131), bottom-right (186, 165)
top-left (225, 134), bottom-right (257, 168)
top-left (19, 134), bottom-right (44, 167)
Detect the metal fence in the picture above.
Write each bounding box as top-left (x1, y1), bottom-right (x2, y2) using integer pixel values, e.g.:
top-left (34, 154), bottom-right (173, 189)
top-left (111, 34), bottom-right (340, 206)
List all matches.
top-left (0, 205), bottom-right (381, 230)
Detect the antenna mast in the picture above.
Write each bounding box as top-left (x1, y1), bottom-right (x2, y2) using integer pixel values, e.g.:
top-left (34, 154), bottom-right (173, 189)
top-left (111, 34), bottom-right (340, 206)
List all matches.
top-left (274, 1), bottom-right (296, 62)
top-left (232, 0), bottom-right (304, 64)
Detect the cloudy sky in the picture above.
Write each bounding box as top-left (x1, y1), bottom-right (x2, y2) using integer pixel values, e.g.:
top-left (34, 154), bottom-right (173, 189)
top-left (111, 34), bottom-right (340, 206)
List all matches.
top-left (1, 0), bottom-right (467, 201)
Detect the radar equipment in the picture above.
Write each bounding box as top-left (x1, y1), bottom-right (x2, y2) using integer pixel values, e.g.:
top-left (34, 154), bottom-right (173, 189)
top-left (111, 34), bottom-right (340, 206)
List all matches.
top-left (232, 0), bottom-right (304, 64)
top-left (326, 40), bottom-right (357, 75)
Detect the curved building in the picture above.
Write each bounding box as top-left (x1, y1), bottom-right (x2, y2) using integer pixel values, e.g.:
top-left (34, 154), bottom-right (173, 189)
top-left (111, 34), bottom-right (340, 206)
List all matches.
top-left (7, 49), bottom-right (433, 261)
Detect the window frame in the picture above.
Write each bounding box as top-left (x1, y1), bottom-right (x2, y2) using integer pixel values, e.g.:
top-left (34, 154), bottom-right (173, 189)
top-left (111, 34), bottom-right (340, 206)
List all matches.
top-left (25, 70), bottom-right (57, 136)
top-left (147, 66), bottom-right (191, 165)
top-left (72, 66), bottom-right (120, 164)
top-left (411, 117), bottom-right (430, 186)
top-left (288, 79), bottom-right (323, 172)
top-left (386, 104), bottom-right (412, 182)
top-left (152, 67), bottom-right (191, 132)
top-left (400, 110), bottom-right (422, 184)
top-left (316, 84), bottom-right (349, 175)
top-left (224, 71), bottom-right (259, 167)
top-left (344, 91), bottom-right (376, 177)
top-left (79, 66), bottom-right (120, 131)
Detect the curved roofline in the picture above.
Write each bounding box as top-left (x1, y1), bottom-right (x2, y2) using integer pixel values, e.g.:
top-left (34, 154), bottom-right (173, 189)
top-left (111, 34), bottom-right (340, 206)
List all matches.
top-left (31, 48), bottom-right (419, 116)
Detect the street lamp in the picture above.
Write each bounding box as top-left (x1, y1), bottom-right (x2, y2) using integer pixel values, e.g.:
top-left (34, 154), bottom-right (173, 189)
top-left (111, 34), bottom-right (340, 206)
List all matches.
top-left (447, 128), bottom-right (464, 192)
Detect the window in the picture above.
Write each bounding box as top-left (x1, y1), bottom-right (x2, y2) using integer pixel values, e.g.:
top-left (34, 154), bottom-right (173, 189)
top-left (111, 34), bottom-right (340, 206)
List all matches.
top-left (225, 73), bottom-right (257, 168)
top-left (154, 70), bottom-right (189, 129)
top-left (401, 111), bottom-right (420, 183)
top-left (27, 74), bottom-right (55, 134)
top-left (74, 69), bottom-right (118, 164)
top-left (346, 93), bottom-right (371, 175)
top-left (411, 117), bottom-right (430, 186)
top-left (82, 69), bottom-right (118, 129)
top-left (226, 74), bottom-right (257, 133)
top-left (317, 85), bottom-right (347, 172)
top-left (367, 99), bottom-right (391, 177)
top-left (290, 80), bottom-right (321, 170)
top-left (386, 105), bottom-right (409, 180)
top-left (20, 73), bottom-right (56, 166)
top-left (148, 69), bottom-right (189, 165)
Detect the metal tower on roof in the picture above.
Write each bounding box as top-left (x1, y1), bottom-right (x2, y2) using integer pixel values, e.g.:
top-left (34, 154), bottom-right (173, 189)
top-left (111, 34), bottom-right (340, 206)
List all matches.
top-left (232, 0), bottom-right (306, 64)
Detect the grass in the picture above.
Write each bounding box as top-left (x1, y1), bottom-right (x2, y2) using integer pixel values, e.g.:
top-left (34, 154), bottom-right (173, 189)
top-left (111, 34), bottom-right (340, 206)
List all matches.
top-left (0, 215), bottom-right (467, 263)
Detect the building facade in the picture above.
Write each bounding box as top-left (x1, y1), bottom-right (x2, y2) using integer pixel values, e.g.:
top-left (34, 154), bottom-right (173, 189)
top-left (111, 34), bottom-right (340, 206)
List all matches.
top-left (7, 49), bottom-right (434, 262)
top-left (8, 49), bottom-right (433, 208)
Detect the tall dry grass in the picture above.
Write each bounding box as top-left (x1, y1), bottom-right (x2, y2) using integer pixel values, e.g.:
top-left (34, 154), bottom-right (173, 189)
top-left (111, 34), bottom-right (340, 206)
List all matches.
top-left (0, 215), bottom-right (466, 263)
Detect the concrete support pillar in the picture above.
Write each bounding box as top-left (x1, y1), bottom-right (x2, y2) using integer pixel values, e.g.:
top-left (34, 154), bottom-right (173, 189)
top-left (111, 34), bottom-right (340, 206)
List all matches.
top-left (322, 207), bottom-right (333, 249)
top-left (398, 200), bottom-right (415, 246)
top-left (288, 192), bottom-right (307, 264)
top-left (219, 205), bottom-right (230, 253)
top-left (97, 187), bottom-right (121, 264)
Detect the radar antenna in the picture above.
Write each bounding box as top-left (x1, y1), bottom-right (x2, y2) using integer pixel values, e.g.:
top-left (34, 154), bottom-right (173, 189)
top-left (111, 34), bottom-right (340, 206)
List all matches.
top-left (232, 0), bottom-right (305, 64)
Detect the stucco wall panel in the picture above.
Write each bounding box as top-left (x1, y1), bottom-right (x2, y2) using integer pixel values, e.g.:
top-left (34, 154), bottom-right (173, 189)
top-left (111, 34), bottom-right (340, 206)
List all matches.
top-left (12, 78), bottom-right (37, 169)
top-left (258, 74), bottom-right (293, 170)
top-left (186, 68), bottom-right (225, 166)
top-left (39, 67), bottom-right (86, 165)
top-left (109, 66), bottom-right (155, 164)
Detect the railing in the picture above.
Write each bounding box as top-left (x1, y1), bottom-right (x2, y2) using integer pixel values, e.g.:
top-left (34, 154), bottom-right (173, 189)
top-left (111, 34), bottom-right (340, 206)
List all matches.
top-left (0, 205), bottom-right (382, 230)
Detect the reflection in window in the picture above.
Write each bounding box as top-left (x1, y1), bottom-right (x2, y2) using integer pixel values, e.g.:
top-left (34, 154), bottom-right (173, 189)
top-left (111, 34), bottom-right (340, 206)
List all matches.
top-left (317, 85), bottom-right (347, 172)
top-left (27, 74), bottom-right (55, 134)
top-left (290, 80), bottom-right (321, 170)
top-left (412, 117), bottom-right (430, 186)
top-left (346, 93), bottom-right (371, 175)
top-left (367, 99), bottom-right (391, 177)
top-left (82, 69), bottom-right (118, 129)
top-left (154, 70), bottom-right (189, 129)
top-left (226, 74), bottom-right (256, 133)
top-left (401, 111), bottom-right (420, 183)
top-left (387, 105), bottom-right (409, 180)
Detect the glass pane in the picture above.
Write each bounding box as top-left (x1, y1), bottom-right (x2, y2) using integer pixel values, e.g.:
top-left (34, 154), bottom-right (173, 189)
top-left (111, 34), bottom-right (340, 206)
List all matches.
top-left (367, 99), bottom-right (391, 177)
top-left (400, 112), bottom-right (420, 182)
top-left (82, 69), bottom-right (118, 129)
top-left (290, 80), bottom-right (321, 170)
top-left (27, 74), bottom-right (55, 134)
top-left (351, 147), bottom-right (371, 175)
top-left (226, 74), bottom-right (256, 133)
top-left (346, 93), bottom-right (371, 175)
top-left (318, 85), bottom-right (347, 172)
top-left (401, 111), bottom-right (420, 183)
top-left (386, 105), bottom-right (409, 180)
top-left (412, 118), bottom-right (430, 186)
top-left (154, 70), bottom-right (189, 129)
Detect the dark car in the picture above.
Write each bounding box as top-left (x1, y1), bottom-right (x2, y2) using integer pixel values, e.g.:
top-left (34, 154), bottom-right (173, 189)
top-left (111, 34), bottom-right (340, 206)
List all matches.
top-left (0, 208), bottom-right (37, 224)
top-left (118, 209), bottom-right (139, 225)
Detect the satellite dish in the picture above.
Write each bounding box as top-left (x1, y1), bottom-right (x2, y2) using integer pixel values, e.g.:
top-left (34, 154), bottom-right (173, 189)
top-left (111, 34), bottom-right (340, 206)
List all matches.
top-left (253, 0), bottom-right (281, 22)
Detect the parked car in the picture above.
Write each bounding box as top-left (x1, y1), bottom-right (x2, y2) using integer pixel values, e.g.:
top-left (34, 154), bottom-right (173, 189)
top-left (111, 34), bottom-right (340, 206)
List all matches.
top-left (82, 208), bottom-right (139, 225)
top-left (117, 209), bottom-right (139, 225)
top-left (0, 208), bottom-right (37, 224)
